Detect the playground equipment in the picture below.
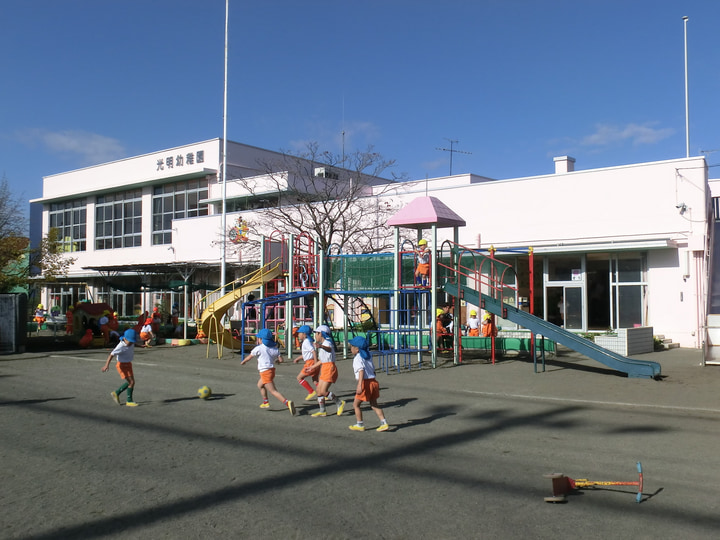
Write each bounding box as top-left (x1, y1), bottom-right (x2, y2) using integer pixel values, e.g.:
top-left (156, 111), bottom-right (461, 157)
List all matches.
top-left (198, 262), bottom-right (282, 357)
top-left (543, 462), bottom-right (644, 503)
top-left (437, 239), bottom-right (662, 379)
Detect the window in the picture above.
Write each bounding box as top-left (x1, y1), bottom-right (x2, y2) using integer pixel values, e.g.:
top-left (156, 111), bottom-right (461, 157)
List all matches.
top-left (49, 199), bottom-right (87, 252)
top-left (95, 190), bottom-right (142, 249)
top-left (152, 179), bottom-right (209, 245)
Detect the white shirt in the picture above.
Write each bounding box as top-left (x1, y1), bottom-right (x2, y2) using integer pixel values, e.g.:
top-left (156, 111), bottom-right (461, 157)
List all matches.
top-left (467, 317), bottom-right (480, 330)
top-left (110, 340), bottom-right (134, 363)
top-left (301, 338), bottom-right (315, 361)
top-left (251, 343), bottom-right (280, 372)
top-left (352, 353), bottom-right (376, 380)
top-left (318, 338), bottom-right (335, 363)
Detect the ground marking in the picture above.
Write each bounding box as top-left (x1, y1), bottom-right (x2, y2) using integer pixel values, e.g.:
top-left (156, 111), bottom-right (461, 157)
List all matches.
top-left (50, 355), bottom-right (157, 367)
top-left (462, 389), bottom-right (720, 414)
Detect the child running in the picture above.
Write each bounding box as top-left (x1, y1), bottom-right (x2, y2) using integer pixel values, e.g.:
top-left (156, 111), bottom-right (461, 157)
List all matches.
top-left (240, 328), bottom-right (296, 416)
top-left (102, 328), bottom-right (140, 407)
top-left (309, 325), bottom-right (345, 417)
top-left (348, 336), bottom-right (389, 432)
top-left (293, 325), bottom-right (319, 400)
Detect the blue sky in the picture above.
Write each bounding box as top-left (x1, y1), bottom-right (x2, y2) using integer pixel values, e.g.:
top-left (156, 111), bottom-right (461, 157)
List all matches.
top-left (2, 0), bottom-right (719, 208)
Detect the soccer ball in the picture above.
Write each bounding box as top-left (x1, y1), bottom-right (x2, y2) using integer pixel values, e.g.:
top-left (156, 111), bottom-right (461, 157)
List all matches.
top-left (197, 385), bottom-right (212, 400)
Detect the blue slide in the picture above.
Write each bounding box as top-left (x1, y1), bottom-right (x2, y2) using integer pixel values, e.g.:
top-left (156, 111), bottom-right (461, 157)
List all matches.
top-left (444, 283), bottom-right (661, 379)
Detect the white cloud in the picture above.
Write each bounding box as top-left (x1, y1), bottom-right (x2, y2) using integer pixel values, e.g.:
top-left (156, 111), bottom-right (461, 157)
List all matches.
top-left (16, 129), bottom-right (126, 165)
top-left (581, 123), bottom-right (674, 147)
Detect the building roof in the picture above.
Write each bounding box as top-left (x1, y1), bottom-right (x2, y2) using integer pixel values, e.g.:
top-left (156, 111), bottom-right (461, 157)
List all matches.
top-left (386, 196), bottom-right (466, 228)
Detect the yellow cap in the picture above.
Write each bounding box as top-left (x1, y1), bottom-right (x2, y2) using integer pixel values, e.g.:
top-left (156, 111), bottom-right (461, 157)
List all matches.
top-left (436, 308), bottom-right (443, 316)
top-left (37, 304), bottom-right (43, 309)
top-left (418, 239), bottom-right (427, 246)
top-left (470, 310), bottom-right (477, 316)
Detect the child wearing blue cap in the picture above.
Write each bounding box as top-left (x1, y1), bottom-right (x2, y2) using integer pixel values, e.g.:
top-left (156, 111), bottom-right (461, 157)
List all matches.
top-left (293, 325), bottom-right (319, 400)
top-left (348, 336), bottom-right (388, 432)
top-left (241, 328), bottom-right (296, 416)
top-left (102, 329), bottom-right (140, 407)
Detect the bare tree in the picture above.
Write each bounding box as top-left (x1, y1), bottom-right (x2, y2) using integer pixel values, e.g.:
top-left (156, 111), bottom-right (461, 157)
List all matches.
top-left (235, 143), bottom-right (404, 254)
top-left (30, 227), bottom-right (76, 283)
top-left (0, 175), bottom-right (29, 293)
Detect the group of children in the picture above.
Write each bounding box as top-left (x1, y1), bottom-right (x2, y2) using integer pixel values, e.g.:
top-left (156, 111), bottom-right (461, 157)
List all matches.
top-left (101, 323), bottom-right (389, 432)
top-left (241, 324), bottom-right (388, 432)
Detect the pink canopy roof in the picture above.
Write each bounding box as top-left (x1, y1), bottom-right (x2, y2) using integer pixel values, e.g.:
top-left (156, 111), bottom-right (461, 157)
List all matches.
top-left (386, 196), bottom-right (466, 228)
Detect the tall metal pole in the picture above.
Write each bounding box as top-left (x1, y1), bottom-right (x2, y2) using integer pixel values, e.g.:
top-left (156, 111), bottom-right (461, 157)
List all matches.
top-left (683, 16), bottom-right (690, 159)
top-left (220, 0), bottom-right (229, 293)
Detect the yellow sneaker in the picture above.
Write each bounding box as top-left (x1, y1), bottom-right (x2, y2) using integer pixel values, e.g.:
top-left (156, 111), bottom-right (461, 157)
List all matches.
top-left (311, 411), bottom-right (327, 417)
top-left (304, 391), bottom-right (317, 400)
top-left (259, 402), bottom-right (270, 409)
top-left (376, 423), bottom-right (389, 432)
top-left (336, 400), bottom-right (346, 416)
top-left (125, 401), bottom-right (138, 407)
top-left (349, 424), bottom-right (365, 431)
top-left (110, 391), bottom-right (120, 405)
top-left (287, 400), bottom-right (296, 416)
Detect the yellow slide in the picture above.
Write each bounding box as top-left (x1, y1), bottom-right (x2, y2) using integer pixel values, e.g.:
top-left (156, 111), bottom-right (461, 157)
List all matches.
top-left (199, 262), bottom-right (283, 357)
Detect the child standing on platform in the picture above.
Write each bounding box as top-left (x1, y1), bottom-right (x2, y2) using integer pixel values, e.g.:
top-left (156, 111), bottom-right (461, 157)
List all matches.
top-left (293, 325), bottom-right (319, 400)
top-left (310, 325), bottom-right (345, 417)
top-left (241, 328), bottom-right (296, 416)
top-left (348, 336), bottom-right (388, 432)
top-left (414, 239), bottom-right (430, 287)
top-left (102, 329), bottom-right (139, 407)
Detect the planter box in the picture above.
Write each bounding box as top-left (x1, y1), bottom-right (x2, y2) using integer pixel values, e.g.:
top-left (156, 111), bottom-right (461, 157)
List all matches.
top-left (595, 327), bottom-right (654, 356)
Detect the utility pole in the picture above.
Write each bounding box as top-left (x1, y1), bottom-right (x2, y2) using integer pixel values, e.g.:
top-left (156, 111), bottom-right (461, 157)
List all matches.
top-left (436, 139), bottom-right (472, 176)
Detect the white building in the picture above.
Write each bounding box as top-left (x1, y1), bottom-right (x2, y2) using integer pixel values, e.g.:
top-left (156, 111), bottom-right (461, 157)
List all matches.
top-left (30, 139), bottom-right (716, 350)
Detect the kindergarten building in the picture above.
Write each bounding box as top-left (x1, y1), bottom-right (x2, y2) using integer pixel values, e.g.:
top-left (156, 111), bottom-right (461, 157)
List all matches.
top-left (30, 139), bottom-right (718, 352)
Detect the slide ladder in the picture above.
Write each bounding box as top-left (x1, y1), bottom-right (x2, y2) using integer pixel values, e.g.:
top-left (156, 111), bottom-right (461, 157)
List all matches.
top-left (199, 262), bottom-right (283, 357)
top-left (444, 282), bottom-right (661, 379)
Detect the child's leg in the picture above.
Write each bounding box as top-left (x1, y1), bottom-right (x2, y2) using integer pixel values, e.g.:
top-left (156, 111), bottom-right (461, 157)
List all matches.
top-left (369, 399), bottom-right (385, 422)
top-left (353, 398), bottom-right (364, 424)
top-left (297, 373), bottom-right (314, 393)
top-left (126, 374), bottom-right (136, 402)
top-left (264, 381), bottom-right (287, 404)
top-left (257, 378), bottom-right (269, 401)
top-left (314, 380), bottom-right (330, 413)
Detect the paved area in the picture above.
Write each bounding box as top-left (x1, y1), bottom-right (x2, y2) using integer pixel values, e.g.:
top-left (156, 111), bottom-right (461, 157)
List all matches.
top-left (2, 340), bottom-right (720, 539)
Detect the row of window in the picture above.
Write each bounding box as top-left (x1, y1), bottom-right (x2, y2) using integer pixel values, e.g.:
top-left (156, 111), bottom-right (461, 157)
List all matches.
top-left (48, 179), bottom-right (208, 251)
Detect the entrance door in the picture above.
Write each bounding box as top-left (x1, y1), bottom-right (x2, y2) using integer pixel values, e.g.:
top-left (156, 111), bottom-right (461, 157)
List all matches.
top-left (546, 285), bottom-right (584, 330)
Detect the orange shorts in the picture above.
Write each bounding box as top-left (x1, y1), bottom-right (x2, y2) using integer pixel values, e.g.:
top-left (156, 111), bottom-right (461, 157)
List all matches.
top-left (355, 378), bottom-right (380, 402)
top-left (302, 359), bottom-right (319, 378)
top-left (116, 362), bottom-right (134, 379)
top-left (259, 368), bottom-right (276, 384)
top-left (468, 328), bottom-right (479, 337)
top-left (319, 362), bottom-right (338, 384)
top-left (416, 263), bottom-right (429, 276)
top-left (140, 332), bottom-right (152, 341)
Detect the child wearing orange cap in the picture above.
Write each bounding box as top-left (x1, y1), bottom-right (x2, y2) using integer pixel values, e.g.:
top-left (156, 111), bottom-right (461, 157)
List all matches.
top-left (140, 318), bottom-right (155, 347)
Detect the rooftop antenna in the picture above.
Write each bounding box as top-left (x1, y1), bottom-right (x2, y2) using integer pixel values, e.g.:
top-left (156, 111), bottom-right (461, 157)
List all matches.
top-left (341, 94), bottom-right (346, 165)
top-left (436, 138), bottom-right (472, 176)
